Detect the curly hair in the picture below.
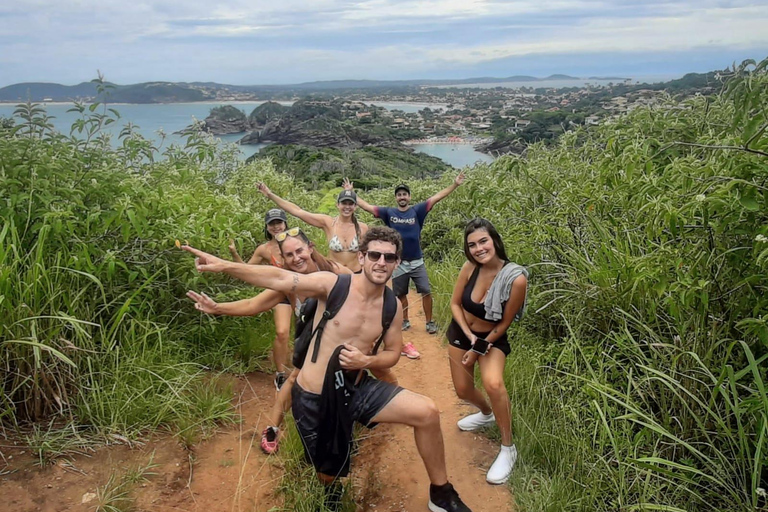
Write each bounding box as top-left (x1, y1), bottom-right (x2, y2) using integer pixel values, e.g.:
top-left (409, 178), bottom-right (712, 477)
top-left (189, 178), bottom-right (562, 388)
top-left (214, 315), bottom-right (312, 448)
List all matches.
top-left (360, 226), bottom-right (403, 257)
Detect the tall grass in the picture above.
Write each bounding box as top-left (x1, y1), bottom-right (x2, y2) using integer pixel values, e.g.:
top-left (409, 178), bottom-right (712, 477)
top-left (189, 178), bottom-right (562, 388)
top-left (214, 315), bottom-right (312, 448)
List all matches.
top-left (427, 57), bottom-right (768, 511)
top-left (0, 94), bottom-right (298, 450)
top-left (3, 59), bottom-right (767, 511)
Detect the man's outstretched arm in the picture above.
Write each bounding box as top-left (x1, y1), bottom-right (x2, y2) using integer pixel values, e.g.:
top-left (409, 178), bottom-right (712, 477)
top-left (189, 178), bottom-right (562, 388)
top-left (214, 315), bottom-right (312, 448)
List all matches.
top-left (426, 170), bottom-right (465, 211)
top-left (182, 245), bottom-right (335, 299)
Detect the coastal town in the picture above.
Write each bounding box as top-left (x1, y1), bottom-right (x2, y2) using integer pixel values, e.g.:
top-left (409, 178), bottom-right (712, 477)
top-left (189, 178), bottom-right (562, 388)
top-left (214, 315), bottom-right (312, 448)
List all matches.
top-left (193, 70), bottom-right (719, 159)
top-left (1, 71), bottom-right (720, 156)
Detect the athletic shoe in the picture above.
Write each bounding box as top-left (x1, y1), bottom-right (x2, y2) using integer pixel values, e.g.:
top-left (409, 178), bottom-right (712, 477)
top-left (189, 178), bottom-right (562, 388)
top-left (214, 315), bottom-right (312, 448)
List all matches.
top-left (260, 426), bottom-right (279, 454)
top-left (486, 444), bottom-right (518, 484)
top-left (401, 342), bottom-right (421, 359)
top-left (457, 411), bottom-right (495, 431)
top-left (428, 482), bottom-right (472, 512)
top-left (401, 319), bottom-right (411, 331)
top-left (426, 320), bottom-right (438, 334)
top-left (274, 372), bottom-right (287, 391)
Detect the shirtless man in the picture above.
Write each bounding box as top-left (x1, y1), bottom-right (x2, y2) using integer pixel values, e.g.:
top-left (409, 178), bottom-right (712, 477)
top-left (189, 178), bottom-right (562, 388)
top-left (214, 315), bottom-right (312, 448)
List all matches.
top-left (183, 227), bottom-right (471, 512)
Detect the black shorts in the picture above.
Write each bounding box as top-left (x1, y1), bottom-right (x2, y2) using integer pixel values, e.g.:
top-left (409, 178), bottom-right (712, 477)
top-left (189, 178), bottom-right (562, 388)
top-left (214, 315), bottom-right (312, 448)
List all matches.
top-left (446, 319), bottom-right (511, 356)
top-left (291, 375), bottom-right (403, 477)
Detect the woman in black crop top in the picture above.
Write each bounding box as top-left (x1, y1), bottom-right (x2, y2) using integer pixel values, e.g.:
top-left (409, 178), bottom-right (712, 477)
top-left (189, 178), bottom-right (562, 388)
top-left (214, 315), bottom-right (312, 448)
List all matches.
top-left (447, 218), bottom-right (527, 485)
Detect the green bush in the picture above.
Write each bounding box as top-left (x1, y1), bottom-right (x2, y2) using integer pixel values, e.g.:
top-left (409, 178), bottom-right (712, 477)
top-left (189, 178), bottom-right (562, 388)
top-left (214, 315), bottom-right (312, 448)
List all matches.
top-left (0, 96), bottom-right (310, 443)
top-left (3, 57), bottom-right (767, 511)
top-left (425, 57), bottom-right (768, 511)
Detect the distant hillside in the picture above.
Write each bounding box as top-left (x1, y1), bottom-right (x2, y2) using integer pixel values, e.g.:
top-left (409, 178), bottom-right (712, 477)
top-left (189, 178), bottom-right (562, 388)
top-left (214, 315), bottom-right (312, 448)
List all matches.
top-left (249, 144), bottom-right (450, 188)
top-left (0, 82), bottom-right (100, 102)
top-left (0, 81), bottom-right (213, 103)
top-left (2, 75), bottom-right (589, 103)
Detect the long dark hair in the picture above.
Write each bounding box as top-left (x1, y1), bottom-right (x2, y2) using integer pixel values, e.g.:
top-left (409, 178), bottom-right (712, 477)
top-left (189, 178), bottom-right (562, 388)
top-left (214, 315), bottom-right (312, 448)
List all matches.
top-left (463, 218), bottom-right (508, 265)
top-left (277, 229), bottom-right (339, 273)
top-left (351, 213), bottom-right (361, 241)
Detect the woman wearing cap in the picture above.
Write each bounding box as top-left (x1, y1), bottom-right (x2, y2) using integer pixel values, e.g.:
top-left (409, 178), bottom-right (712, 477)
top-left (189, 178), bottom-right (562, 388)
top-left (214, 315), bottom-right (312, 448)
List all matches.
top-left (229, 208), bottom-right (292, 389)
top-left (257, 182), bottom-right (368, 272)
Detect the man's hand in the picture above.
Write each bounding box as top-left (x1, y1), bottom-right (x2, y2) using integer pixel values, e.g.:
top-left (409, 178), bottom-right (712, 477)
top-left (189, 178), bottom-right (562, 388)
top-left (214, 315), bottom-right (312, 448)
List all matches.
top-left (186, 290), bottom-right (219, 314)
top-left (339, 344), bottom-right (370, 370)
top-left (228, 239), bottom-right (237, 253)
top-left (342, 177), bottom-right (354, 191)
top-left (454, 170), bottom-right (466, 187)
top-left (182, 245), bottom-right (229, 273)
top-left (257, 182), bottom-right (271, 197)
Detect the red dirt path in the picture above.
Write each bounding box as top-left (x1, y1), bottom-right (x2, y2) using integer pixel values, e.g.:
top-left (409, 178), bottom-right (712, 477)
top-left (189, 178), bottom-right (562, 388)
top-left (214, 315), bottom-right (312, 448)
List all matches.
top-left (0, 291), bottom-right (514, 511)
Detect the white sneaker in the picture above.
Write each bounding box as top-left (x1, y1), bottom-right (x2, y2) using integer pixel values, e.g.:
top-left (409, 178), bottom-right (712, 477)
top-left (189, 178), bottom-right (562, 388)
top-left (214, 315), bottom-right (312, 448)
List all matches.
top-left (457, 411), bottom-right (495, 431)
top-left (486, 444), bottom-right (517, 484)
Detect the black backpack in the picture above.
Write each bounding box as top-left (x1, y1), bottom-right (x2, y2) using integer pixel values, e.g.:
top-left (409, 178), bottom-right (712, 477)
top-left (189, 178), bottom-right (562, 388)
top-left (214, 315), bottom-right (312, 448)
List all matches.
top-left (292, 274), bottom-right (397, 369)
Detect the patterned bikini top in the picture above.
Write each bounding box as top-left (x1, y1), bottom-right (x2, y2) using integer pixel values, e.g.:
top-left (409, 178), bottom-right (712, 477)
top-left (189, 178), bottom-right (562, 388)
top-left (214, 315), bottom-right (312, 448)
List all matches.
top-left (328, 218), bottom-right (360, 253)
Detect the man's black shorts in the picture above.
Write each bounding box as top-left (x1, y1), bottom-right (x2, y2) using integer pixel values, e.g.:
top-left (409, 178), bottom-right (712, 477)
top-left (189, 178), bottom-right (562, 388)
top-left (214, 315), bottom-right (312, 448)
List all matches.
top-left (446, 319), bottom-right (511, 356)
top-left (291, 374), bottom-right (403, 478)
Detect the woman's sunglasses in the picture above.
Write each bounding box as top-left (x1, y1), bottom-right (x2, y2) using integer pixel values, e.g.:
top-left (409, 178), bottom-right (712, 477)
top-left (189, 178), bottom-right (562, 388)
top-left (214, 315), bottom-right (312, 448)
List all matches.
top-left (365, 251), bottom-right (399, 264)
top-left (275, 227), bottom-right (302, 242)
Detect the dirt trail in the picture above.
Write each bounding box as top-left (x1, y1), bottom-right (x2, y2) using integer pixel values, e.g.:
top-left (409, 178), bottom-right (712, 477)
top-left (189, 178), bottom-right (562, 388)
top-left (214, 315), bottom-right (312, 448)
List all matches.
top-left (0, 372), bottom-right (282, 512)
top-left (350, 291), bottom-right (515, 512)
top-left (1, 292), bottom-right (514, 512)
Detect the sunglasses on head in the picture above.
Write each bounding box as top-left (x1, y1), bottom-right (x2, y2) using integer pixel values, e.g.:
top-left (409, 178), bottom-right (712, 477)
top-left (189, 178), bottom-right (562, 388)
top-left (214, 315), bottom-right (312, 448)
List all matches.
top-left (275, 227), bottom-right (302, 242)
top-left (365, 251), bottom-right (399, 264)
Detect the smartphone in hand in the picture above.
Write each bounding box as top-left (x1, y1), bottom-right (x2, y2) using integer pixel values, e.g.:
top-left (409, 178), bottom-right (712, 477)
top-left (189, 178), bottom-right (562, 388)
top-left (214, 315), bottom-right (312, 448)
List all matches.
top-left (471, 337), bottom-right (490, 355)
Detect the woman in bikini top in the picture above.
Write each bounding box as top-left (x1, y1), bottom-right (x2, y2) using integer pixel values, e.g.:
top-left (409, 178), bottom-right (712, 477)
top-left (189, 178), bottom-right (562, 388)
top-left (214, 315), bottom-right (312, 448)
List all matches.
top-left (227, 208), bottom-right (291, 386)
top-left (328, 216), bottom-right (360, 253)
top-left (229, 208), bottom-right (288, 268)
top-left (257, 182), bottom-right (368, 272)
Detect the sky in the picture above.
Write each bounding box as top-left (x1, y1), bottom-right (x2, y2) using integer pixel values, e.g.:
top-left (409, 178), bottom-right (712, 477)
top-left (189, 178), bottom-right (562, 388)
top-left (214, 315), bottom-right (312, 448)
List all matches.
top-left (1, 0), bottom-right (767, 86)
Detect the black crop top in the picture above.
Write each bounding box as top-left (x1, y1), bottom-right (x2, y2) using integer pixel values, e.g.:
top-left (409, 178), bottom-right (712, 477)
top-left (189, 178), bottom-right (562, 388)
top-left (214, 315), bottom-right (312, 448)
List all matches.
top-left (461, 266), bottom-right (489, 319)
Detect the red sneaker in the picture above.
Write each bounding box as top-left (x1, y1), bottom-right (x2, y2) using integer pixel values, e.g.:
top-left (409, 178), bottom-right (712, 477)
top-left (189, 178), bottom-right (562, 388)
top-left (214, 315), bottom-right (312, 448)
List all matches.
top-left (401, 342), bottom-right (421, 359)
top-left (260, 426), bottom-right (279, 454)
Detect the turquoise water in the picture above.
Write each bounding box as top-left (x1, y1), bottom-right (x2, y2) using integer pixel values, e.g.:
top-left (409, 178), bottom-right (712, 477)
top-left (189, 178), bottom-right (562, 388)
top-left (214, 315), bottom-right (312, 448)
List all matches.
top-left (412, 143), bottom-right (494, 168)
top-left (0, 102), bottom-right (492, 167)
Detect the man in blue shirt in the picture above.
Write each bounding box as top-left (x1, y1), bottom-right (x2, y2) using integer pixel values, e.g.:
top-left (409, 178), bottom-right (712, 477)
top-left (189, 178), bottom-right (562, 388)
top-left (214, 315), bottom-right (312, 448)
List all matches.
top-left (348, 171), bottom-right (465, 359)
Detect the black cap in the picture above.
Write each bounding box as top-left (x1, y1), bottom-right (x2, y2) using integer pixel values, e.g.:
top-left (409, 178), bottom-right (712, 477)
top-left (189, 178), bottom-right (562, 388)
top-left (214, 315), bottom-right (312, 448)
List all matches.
top-left (394, 183), bottom-right (410, 194)
top-left (264, 208), bottom-right (287, 224)
top-left (337, 190), bottom-right (357, 204)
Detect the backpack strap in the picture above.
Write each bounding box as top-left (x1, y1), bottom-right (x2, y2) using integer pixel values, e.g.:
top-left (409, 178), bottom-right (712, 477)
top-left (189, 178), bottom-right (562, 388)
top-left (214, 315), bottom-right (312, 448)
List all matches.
top-left (310, 274), bottom-right (352, 364)
top-left (370, 286), bottom-right (398, 356)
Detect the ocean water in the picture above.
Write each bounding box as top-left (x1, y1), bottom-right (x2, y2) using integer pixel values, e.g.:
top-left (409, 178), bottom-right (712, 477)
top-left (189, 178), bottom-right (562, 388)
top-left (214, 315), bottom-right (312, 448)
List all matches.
top-left (412, 143), bottom-right (494, 168)
top-left (0, 101), bottom-right (491, 167)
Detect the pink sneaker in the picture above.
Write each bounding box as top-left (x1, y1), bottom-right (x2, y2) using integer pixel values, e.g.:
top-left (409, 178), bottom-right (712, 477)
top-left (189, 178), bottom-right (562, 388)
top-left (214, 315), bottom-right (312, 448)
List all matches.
top-left (260, 426), bottom-right (279, 454)
top-left (401, 342), bottom-right (421, 359)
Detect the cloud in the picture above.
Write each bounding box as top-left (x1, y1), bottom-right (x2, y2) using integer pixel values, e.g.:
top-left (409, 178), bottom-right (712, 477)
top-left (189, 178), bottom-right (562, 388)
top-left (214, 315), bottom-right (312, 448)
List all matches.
top-left (0, 0), bottom-right (766, 84)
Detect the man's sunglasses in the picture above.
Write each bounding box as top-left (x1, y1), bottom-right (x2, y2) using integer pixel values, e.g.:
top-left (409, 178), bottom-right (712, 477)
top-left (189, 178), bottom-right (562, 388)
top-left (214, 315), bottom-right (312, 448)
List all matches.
top-left (365, 251), bottom-right (399, 263)
top-left (275, 227), bottom-right (302, 242)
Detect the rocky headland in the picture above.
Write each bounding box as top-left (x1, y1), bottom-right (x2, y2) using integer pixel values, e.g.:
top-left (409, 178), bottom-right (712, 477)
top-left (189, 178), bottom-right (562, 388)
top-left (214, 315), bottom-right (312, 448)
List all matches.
top-left (200, 100), bottom-right (403, 150)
